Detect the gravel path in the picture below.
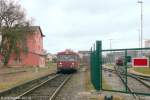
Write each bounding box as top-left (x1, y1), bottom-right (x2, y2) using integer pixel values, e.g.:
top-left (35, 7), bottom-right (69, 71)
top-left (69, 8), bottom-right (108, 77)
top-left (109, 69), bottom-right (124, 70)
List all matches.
top-left (102, 70), bottom-right (125, 91)
top-left (55, 70), bottom-right (94, 100)
top-left (55, 68), bottom-right (150, 100)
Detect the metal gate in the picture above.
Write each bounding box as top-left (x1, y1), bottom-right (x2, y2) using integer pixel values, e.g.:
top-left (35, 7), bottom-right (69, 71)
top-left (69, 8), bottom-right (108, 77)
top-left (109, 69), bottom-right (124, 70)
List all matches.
top-left (90, 40), bottom-right (150, 96)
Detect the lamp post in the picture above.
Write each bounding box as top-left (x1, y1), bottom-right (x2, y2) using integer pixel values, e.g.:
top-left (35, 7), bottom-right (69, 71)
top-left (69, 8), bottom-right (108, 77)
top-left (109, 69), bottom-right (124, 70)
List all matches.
top-left (109, 39), bottom-right (113, 50)
top-left (137, 0), bottom-right (143, 48)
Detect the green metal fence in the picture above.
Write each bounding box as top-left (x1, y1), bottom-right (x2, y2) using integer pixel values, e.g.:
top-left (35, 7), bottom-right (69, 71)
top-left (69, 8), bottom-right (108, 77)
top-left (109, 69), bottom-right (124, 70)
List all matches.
top-left (90, 40), bottom-right (150, 96)
top-left (90, 41), bottom-right (102, 90)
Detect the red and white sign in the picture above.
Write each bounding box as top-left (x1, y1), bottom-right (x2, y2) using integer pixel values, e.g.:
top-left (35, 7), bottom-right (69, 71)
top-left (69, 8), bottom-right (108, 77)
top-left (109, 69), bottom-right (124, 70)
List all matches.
top-left (132, 57), bottom-right (149, 67)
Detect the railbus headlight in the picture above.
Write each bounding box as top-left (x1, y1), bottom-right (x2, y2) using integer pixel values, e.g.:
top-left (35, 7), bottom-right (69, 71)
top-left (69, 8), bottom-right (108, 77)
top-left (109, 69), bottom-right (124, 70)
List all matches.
top-left (72, 62), bottom-right (75, 67)
top-left (58, 62), bottom-right (62, 67)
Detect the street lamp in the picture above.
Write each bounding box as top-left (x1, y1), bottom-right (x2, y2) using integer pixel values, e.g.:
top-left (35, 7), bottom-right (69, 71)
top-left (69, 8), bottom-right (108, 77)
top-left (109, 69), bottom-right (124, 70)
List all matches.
top-left (109, 39), bottom-right (113, 50)
top-left (137, 0), bottom-right (143, 48)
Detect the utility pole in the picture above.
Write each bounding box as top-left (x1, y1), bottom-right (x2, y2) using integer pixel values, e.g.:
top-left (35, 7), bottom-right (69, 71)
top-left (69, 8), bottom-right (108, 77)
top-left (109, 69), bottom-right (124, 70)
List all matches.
top-left (137, 0), bottom-right (143, 48)
top-left (108, 39), bottom-right (113, 64)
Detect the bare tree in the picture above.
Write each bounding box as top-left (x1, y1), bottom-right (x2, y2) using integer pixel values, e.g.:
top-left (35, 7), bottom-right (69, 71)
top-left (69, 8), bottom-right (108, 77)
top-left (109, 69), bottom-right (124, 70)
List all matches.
top-left (0, 0), bottom-right (33, 66)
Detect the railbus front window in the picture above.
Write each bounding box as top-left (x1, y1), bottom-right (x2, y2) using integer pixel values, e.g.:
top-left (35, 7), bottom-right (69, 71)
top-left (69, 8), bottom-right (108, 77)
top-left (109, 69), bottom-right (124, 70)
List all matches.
top-left (57, 55), bottom-right (77, 61)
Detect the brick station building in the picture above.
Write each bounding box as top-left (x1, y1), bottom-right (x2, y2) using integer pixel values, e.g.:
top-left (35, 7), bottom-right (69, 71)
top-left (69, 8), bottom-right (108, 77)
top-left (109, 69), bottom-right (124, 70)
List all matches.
top-left (0, 26), bottom-right (46, 67)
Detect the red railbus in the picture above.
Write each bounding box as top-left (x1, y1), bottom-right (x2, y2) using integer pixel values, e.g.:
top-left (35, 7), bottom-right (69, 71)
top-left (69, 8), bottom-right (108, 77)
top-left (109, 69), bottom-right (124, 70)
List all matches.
top-left (57, 50), bottom-right (79, 72)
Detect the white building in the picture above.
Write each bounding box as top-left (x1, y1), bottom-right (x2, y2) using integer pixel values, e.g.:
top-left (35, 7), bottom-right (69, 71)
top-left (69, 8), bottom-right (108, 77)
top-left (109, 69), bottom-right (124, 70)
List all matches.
top-left (145, 40), bottom-right (150, 48)
top-left (46, 53), bottom-right (54, 62)
top-left (78, 51), bottom-right (90, 65)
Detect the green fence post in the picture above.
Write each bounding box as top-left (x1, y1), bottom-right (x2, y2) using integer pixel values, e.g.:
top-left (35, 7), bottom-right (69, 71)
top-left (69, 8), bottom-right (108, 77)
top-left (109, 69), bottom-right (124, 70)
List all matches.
top-left (94, 45), bottom-right (97, 88)
top-left (99, 41), bottom-right (102, 90)
top-left (94, 41), bottom-right (101, 90)
top-left (96, 41), bottom-right (102, 90)
top-left (90, 41), bottom-right (102, 91)
top-left (90, 48), bottom-right (93, 84)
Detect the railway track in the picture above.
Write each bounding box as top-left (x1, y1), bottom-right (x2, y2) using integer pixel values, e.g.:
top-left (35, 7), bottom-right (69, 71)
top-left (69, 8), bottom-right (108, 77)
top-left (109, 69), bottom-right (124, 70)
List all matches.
top-left (113, 66), bottom-right (139, 100)
top-left (128, 73), bottom-right (150, 82)
top-left (103, 66), bottom-right (150, 99)
top-left (103, 67), bottom-right (150, 83)
top-left (127, 76), bottom-right (150, 94)
top-left (0, 73), bottom-right (57, 98)
top-left (14, 74), bottom-right (72, 100)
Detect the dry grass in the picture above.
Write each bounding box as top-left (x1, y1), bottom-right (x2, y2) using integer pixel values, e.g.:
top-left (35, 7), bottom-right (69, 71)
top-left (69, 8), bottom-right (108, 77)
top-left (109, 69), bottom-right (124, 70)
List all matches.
top-left (0, 63), bottom-right (57, 91)
top-left (84, 71), bottom-right (95, 91)
top-left (104, 64), bottom-right (114, 68)
top-left (102, 78), bottom-right (112, 90)
top-left (113, 96), bottom-right (124, 100)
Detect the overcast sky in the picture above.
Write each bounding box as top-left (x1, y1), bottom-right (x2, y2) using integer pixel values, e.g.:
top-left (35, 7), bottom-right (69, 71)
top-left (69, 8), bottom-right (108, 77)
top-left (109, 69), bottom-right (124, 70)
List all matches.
top-left (19, 0), bottom-right (150, 53)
